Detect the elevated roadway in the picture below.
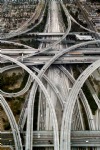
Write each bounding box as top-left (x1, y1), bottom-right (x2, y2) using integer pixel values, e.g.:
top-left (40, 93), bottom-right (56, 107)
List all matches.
top-left (1, 131), bottom-right (100, 147)
top-left (26, 32), bottom-right (89, 37)
top-left (78, 67), bottom-right (100, 109)
top-left (0, 40), bottom-right (32, 49)
top-left (1, 48), bottom-right (100, 55)
top-left (58, 65), bottom-right (95, 130)
top-left (2, 56), bottom-right (100, 65)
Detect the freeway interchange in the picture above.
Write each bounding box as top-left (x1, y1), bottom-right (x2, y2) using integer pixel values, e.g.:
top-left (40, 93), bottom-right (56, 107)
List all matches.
top-left (0, 0), bottom-right (100, 150)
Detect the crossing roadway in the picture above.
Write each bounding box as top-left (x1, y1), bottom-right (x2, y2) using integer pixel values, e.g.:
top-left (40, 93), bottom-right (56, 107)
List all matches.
top-left (1, 131), bottom-right (100, 147)
top-left (1, 48), bottom-right (100, 55)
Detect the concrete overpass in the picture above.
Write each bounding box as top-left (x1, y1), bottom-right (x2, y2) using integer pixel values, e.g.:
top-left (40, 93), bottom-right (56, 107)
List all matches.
top-left (1, 131), bottom-right (100, 147)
